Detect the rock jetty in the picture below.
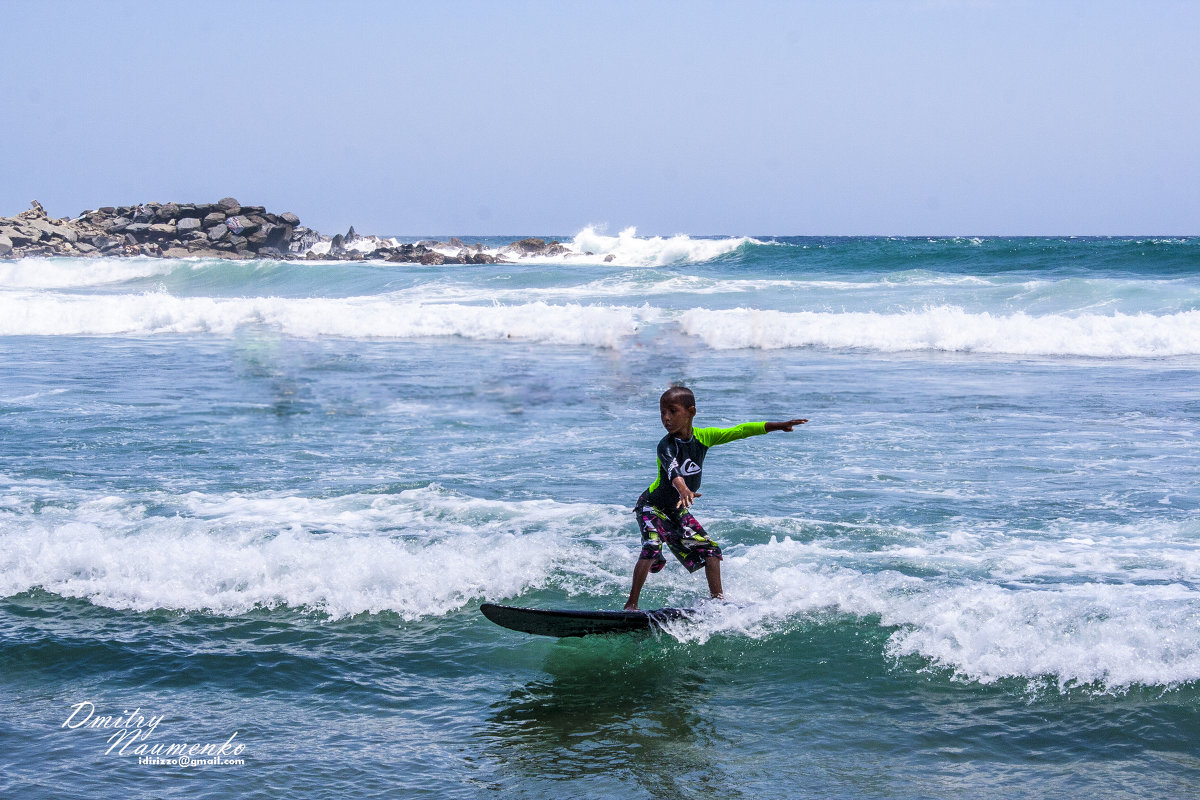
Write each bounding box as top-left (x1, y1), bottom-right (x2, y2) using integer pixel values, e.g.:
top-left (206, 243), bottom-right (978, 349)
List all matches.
top-left (0, 200), bottom-right (574, 264)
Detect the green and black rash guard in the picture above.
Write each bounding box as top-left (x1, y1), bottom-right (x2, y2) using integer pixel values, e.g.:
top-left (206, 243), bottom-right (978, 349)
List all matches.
top-left (642, 423), bottom-right (767, 515)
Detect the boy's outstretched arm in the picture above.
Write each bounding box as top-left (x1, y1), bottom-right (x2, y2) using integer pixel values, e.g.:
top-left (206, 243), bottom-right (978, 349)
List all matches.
top-left (766, 419), bottom-right (808, 432)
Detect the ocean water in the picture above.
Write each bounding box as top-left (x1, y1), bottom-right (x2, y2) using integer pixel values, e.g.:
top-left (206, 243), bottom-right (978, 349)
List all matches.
top-left (2, 233), bottom-right (1198, 799)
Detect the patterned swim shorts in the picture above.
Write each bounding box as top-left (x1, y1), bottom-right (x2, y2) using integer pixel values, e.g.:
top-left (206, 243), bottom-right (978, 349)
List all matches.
top-left (634, 499), bottom-right (722, 574)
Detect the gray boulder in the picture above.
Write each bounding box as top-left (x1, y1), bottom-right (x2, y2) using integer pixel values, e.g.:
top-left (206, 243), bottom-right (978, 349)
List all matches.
top-left (264, 224), bottom-right (293, 250)
top-left (28, 219), bottom-right (76, 241)
top-left (224, 215), bottom-right (257, 235)
top-left (289, 228), bottom-right (322, 254)
top-left (504, 237), bottom-right (568, 256)
top-left (92, 235), bottom-right (123, 251)
top-left (218, 197), bottom-right (240, 211)
top-left (6, 226), bottom-right (41, 246)
top-left (177, 217), bottom-right (202, 234)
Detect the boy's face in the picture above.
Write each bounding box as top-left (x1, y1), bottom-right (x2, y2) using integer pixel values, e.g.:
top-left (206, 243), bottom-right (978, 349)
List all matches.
top-left (660, 401), bottom-right (696, 437)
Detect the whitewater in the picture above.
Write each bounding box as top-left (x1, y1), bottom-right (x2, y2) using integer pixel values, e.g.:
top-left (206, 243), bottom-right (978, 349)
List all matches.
top-left (3, 232), bottom-right (1198, 799)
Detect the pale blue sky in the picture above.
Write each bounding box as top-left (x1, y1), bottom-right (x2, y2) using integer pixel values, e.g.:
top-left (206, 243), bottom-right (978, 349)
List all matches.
top-left (2, 1), bottom-right (1196, 235)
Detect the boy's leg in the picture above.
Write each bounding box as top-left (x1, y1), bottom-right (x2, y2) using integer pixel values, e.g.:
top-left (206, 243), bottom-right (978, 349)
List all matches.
top-left (671, 512), bottom-right (723, 598)
top-left (704, 556), bottom-right (724, 600)
top-left (625, 558), bottom-right (652, 610)
top-left (627, 502), bottom-right (668, 610)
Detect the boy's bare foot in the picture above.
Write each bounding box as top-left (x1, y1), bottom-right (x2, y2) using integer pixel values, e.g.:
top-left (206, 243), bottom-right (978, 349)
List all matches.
top-left (623, 603), bottom-right (638, 610)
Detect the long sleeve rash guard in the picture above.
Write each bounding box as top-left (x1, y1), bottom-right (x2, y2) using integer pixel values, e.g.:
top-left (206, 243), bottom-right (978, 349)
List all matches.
top-left (644, 422), bottom-right (767, 514)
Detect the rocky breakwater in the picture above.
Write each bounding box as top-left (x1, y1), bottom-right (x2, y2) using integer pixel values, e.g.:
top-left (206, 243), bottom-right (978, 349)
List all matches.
top-left (0, 198), bottom-right (311, 260)
top-left (309, 232), bottom-right (568, 265)
top-left (0, 199), bottom-right (581, 264)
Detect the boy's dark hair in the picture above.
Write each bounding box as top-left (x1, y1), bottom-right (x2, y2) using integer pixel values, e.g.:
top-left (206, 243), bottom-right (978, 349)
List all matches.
top-left (660, 385), bottom-right (696, 409)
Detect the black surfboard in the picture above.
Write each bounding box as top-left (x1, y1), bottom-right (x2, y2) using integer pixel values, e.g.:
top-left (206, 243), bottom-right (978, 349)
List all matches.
top-left (480, 603), bottom-right (692, 637)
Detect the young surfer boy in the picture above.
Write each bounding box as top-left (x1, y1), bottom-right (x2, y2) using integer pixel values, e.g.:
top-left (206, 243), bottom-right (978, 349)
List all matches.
top-left (624, 386), bottom-right (807, 610)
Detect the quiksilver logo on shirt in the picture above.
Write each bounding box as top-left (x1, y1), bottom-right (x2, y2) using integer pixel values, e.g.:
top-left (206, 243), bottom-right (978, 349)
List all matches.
top-left (679, 458), bottom-right (701, 476)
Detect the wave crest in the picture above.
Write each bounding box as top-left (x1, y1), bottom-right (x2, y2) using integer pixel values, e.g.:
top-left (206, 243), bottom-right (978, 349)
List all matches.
top-left (0, 486), bottom-right (630, 620)
top-left (0, 292), bottom-right (643, 346)
top-left (563, 226), bottom-right (758, 267)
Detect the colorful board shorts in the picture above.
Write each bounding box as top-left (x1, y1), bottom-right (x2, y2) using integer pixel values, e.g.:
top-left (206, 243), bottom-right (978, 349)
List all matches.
top-left (634, 496), bottom-right (723, 574)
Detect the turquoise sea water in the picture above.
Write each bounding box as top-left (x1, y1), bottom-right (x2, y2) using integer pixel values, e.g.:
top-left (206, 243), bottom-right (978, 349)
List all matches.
top-left (2, 235), bottom-right (1199, 798)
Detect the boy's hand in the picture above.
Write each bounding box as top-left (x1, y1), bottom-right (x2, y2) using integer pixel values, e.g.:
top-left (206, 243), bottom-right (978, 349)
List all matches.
top-left (676, 488), bottom-right (701, 510)
top-left (768, 419), bottom-right (808, 432)
top-left (672, 476), bottom-right (700, 509)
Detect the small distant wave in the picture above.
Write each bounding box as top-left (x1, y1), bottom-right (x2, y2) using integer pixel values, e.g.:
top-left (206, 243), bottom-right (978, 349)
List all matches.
top-left (394, 274), bottom-right (804, 304)
top-left (0, 256), bottom-right (176, 289)
top-left (679, 306), bottom-right (1200, 358)
top-left (0, 387), bottom-right (69, 405)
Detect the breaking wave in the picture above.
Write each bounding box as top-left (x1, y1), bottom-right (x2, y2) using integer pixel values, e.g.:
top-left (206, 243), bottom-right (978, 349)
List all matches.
top-left (5, 289), bottom-right (1200, 358)
top-left (558, 226), bottom-right (759, 267)
top-left (679, 306), bottom-right (1200, 357)
top-left (3, 480), bottom-right (1197, 690)
top-left (0, 291), bottom-right (645, 347)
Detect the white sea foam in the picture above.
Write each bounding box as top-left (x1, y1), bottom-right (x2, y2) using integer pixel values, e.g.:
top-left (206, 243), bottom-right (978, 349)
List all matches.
top-left (678, 306), bottom-right (1200, 357)
top-left (308, 236), bottom-right (396, 256)
top-left (0, 485), bottom-right (630, 620)
top-left (0, 291), bottom-right (645, 346)
top-left (657, 521), bottom-right (1200, 690)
